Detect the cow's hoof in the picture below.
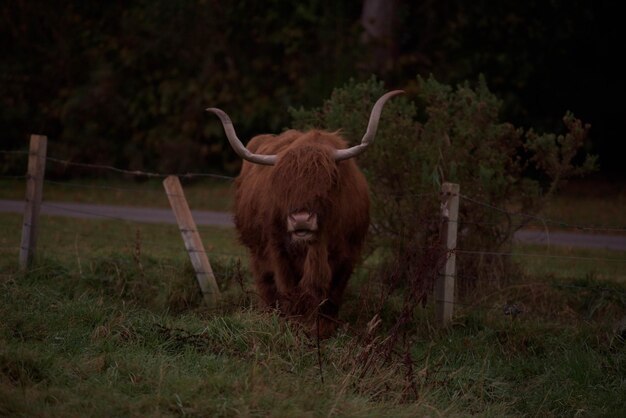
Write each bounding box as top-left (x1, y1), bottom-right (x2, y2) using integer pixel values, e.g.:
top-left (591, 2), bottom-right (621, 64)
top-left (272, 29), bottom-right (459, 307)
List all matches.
top-left (308, 315), bottom-right (338, 340)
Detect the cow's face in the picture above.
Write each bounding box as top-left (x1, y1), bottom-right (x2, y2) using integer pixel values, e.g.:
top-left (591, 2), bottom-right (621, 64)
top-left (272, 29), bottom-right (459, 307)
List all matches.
top-left (269, 142), bottom-right (338, 245)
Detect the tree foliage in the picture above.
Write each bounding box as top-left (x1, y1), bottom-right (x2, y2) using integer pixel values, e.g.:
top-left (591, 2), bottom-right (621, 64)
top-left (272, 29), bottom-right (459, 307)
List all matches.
top-left (1, 0), bottom-right (615, 175)
top-left (1, 0), bottom-right (362, 174)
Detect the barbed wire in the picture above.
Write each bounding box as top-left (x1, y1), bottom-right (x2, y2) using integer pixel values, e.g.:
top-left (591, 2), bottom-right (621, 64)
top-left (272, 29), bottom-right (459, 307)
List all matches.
top-left (371, 189), bottom-right (440, 199)
top-left (2, 146), bottom-right (624, 234)
top-left (39, 181), bottom-right (234, 208)
top-left (45, 156), bottom-right (236, 181)
top-left (2, 148), bottom-right (625, 258)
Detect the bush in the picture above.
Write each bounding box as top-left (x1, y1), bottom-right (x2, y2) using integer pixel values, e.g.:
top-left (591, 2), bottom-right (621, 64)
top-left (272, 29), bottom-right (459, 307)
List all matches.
top-left (290, 75), bottom-right (596, 296)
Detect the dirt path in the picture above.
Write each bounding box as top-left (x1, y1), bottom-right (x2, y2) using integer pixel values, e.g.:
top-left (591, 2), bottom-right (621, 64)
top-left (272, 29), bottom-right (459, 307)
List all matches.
top-left (1, 199), bottom-right (624, 251)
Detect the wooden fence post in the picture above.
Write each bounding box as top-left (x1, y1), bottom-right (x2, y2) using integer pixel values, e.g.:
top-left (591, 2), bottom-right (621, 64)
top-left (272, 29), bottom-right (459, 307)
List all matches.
top-left (435, 182), bottom-right (460, 326)
top-left (163, 176), bottom-right (221, 307)
top-left (19, 134), bottom-right (47, 269)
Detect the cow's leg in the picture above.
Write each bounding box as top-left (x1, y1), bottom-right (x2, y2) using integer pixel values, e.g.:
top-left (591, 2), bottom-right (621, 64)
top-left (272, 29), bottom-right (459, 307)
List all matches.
top-left (327, 260), bottom-right (354, 311)
top-left (255, 272), bottom-right (279, 309)
top-left (310, 260), bottom-right (355, 338)
top-left (268, 247), bottom-right (304, 314)
top-left (296, 245), bottom-right (343, 337)
top-left (251, 256), bottom-right (278, 309)
top-left (273, 260), bottom-right (299, 295)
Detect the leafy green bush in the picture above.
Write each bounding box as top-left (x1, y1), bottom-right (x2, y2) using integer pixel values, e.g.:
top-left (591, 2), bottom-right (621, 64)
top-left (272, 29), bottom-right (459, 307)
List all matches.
top-left (290, 76), bottom-right (596, 294)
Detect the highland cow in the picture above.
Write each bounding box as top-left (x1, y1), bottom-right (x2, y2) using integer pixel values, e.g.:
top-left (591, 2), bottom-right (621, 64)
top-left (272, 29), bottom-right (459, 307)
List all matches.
top-left (207, 91), bottom-right (402, 337)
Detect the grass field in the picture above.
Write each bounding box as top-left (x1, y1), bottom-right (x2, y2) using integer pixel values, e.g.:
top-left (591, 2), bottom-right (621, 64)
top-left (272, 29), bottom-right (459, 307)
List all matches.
top-left (0, 177), bottom-right (235, 212)
top-left (1, 204), bottom-right (625, 416)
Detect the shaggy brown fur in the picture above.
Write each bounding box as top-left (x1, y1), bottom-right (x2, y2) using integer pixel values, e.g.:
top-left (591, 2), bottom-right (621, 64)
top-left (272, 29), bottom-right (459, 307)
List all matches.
top-left (234, 129), bottom-right (370, 338)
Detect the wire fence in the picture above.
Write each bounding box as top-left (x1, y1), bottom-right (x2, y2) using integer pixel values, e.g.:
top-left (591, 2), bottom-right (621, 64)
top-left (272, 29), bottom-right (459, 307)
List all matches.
top-left (2, 146), bottom-right (625, 245)
top-left (4, 156), bottom-right (625, 234)
top-left (3, 149), bottom-right (625, 227)
top-left (2, 144), bottom-right (626, 315)
top-left (45, 155), bottom-right (237, 181)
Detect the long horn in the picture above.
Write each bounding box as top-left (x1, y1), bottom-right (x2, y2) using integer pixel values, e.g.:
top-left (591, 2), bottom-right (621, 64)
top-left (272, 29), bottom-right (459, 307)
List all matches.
top-left (333, 90), bottom-right (404, 161)
top-left (206, 108), bottom-right (278, 166)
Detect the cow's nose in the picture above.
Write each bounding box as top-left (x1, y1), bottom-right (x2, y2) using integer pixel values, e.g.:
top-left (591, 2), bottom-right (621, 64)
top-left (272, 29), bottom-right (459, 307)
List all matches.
top-left (287, 212), bottom-right (318, 231)
top-left (289, 212), bottom-right (314, 224)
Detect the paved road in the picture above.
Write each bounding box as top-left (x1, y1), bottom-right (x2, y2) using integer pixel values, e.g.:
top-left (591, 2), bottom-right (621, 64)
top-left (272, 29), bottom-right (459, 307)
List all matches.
top-left (1, 199), bottom-right (625, 251)
top-left (513, 229), bottom-right (626, 251)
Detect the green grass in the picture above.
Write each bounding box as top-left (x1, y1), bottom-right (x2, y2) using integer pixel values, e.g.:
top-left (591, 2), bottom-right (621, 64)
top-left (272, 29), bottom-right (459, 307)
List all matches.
top-left (2, 255), bottom-right (626, 417)
top-left (2, 211), bottom-right (626, 416)
top-left (0, 177), bottom-right (235, 211)
top-left (512, 244), bottom-right (626, 282)
top-left (0, 213), bottom-right (243, 261)
top-left (543, 178), bottom-right (626, 230)
top-left (1, 177), bottom-right (625, 416)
